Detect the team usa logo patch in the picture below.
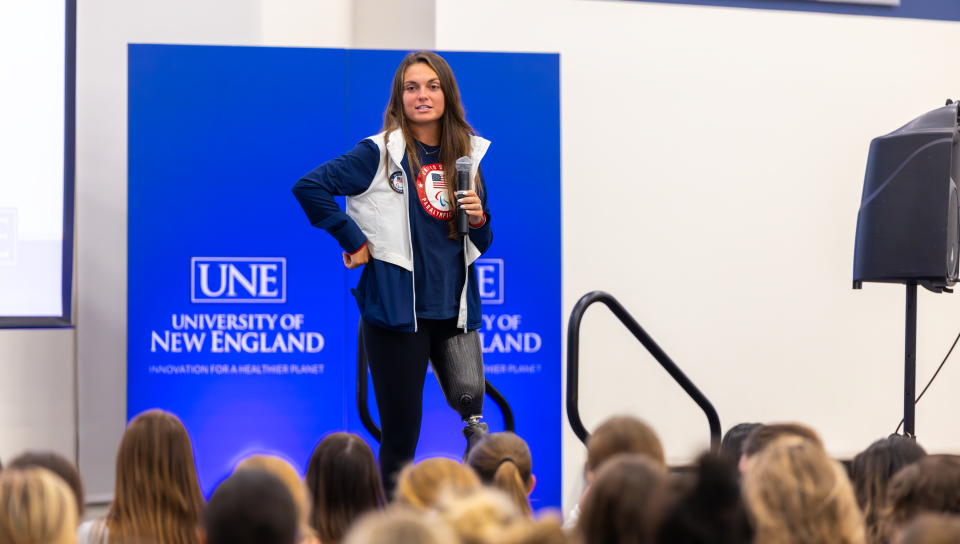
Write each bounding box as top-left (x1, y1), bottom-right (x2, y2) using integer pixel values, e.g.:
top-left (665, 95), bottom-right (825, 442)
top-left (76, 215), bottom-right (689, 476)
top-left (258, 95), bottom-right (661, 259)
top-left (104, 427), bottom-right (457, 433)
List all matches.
top-left (416, 163), bottom-right (452, 220)
top-left (389, 171), bottom-right (404, 194)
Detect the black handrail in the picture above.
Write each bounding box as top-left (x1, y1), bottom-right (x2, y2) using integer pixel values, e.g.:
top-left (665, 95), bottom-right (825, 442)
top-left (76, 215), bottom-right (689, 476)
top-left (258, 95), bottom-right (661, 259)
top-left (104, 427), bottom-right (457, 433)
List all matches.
top-left (567, 291), bottom-right (722, 452)
top-left (357, 320), bottom-right (515, 442)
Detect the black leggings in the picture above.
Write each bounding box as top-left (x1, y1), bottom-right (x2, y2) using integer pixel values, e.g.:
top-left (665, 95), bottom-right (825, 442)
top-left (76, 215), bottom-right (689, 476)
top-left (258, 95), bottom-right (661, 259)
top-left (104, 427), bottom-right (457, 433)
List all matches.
top-left (361, 317), bottom-right (485, 494)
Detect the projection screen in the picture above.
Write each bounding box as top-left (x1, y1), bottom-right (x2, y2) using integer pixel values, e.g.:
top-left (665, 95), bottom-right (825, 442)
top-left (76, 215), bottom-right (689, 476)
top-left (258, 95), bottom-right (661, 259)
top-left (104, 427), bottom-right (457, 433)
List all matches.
top-left (0, 0), bottom-right (76, 327)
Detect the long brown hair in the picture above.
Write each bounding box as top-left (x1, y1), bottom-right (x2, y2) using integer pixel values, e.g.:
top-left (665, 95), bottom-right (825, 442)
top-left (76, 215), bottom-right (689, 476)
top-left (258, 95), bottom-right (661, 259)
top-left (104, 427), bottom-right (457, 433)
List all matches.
top-left (577, 453), bottom-right (671, 544)
top-left (466, 433), bottom-right (533, 517)
top-left (883, 455), bottom-right (960, 541)
top-left (305, 433), bottom-right (384, 544)
top-left (99, 409), bottom-right (205, 544)
top-left (850, 436), bottom-right (926, 544)
top-left (382, 51), bottom-right (476, 239)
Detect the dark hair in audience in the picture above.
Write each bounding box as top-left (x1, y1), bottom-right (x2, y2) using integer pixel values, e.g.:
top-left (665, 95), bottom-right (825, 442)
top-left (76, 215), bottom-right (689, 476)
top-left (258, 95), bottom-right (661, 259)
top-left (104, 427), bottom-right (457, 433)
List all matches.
top-left (578, 453), bottom-right (671, 544)
top-left (587, 416), bottom-right (665, 471)
top-left (742, 423), bottom-right (823, 457)
top-left (884, 455), bottom-right (960, 540)
top-left (98, 409), bottom-right (205, 544)
top-left (851, 435), bottom-right (926, 544)
top-left (205, 469), bottom-right (298, 544)
top-left (898, 514), bottom-right (960, 544)
top-left (306, 432), bottom-right (384, 544)
top-left (8, 451), bottom-right (85, 517)
top-left (466, 432), bottom-right (534, 517)
top-left (720, 424), bottom-right (763, 464)
top-left (657, 454), bottom-right (753, 544)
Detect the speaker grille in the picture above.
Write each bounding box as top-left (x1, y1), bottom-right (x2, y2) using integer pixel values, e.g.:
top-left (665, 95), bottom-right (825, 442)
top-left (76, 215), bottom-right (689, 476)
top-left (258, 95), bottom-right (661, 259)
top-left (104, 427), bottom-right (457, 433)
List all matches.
top-left (948, 185), bottom-right (959, 279)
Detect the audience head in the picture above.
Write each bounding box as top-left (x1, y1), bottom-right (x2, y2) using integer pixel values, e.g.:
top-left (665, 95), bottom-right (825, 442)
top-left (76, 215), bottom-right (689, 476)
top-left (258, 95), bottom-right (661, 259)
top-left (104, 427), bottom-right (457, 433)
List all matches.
top-left (204, 468), bottom-right (298, 544)
top-left (850, 435), bottom-right (926, 544)
top-left (898, 514), bottom-right (960, 544)
top-left (437, 488), bottom-right (527, 544)
top-left (586, 416), bottom-right (665, 477)
top-left (344, 509), bottom-right (458, 544)
top-left (884, 454), bottom-right (960, 541)
top-left (741, 423), bottom-right (823, 472)
top-left (744, 436), bottom-right (864, 544)
top-left (0, 467), bottom-right (78, 544)
top-left (719, 423), bottom-right (763, 465)
top-left (105, 409), bottom-right (205, 544)
top-left (305, 432), bottom-right (384, 544)
top-left (466, 432), bottom-right (535, 517)
top-left (7, 451), bottom-right (85, 518)
top-left (235, 454), bottom-right (315, 542)
top-left (578, 453), bottom-right (671, 544)
top-left (394, 457), bottom-right (481, 509)
top-left (657, 453), bottom-right (753, 544)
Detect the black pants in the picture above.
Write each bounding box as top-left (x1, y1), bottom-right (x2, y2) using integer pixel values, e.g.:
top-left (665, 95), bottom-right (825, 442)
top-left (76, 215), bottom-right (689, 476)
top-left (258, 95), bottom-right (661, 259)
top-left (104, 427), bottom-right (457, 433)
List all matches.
top-left (361, 317), bottom-right (485, 494)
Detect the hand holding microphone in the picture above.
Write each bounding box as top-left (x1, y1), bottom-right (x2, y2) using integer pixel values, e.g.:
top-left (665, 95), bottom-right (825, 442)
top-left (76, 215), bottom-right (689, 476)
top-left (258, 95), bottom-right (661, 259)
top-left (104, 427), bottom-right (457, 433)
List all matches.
top-left (455, 157), bottom-right (483, 235)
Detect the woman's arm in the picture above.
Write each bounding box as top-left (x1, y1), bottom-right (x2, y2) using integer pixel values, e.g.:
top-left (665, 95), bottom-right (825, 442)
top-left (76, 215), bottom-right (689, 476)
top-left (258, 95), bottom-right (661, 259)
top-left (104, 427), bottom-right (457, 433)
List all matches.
top-left (292, 140), bottom-right (379, 255)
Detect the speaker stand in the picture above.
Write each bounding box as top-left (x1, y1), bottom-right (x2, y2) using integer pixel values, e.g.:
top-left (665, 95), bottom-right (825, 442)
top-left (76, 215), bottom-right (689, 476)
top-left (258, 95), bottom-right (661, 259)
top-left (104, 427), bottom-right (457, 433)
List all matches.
top-left (904, 282), bottom-right (917, 438)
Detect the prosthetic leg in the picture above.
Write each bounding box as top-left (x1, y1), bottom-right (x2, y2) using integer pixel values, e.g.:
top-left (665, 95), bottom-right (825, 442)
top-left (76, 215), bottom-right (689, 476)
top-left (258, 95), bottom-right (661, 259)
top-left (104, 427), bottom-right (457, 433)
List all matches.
top-left (431, 328), bottom-right (488, 461)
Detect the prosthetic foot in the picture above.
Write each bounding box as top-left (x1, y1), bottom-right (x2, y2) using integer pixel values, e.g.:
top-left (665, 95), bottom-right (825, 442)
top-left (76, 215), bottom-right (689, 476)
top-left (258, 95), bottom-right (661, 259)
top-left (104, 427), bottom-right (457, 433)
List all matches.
top-left (462, 415), bottom-right (488, 462)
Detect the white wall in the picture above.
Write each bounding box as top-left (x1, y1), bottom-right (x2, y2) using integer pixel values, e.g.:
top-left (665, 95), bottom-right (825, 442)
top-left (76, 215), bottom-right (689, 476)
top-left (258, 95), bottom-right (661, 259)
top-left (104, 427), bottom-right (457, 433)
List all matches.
top-left (0, 329), bottom-right (75, 464)
top-left (435, 0), bottom-right (960, 512)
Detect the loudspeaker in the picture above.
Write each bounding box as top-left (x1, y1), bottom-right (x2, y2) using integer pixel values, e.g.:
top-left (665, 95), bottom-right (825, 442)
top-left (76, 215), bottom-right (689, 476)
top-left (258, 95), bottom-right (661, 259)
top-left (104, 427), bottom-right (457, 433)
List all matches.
top-left (853, 102), bottom-right (960, 293)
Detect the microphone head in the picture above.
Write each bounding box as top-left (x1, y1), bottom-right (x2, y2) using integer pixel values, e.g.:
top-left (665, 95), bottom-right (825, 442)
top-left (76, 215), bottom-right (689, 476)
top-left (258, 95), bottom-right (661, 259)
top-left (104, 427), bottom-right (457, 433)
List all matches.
top-left (456, 156), bottom-right (473, 173)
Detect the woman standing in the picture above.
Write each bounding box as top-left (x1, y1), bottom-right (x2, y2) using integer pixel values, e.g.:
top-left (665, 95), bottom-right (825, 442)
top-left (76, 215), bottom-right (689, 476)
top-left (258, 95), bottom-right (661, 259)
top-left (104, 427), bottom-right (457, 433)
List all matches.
top-left (293, 51), bottom-right (493, 493)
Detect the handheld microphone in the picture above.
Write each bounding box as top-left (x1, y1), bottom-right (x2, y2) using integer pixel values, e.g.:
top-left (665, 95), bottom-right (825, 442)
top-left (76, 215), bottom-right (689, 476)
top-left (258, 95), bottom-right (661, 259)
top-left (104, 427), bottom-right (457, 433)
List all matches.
top-left (456, 157), bottom-right (473, 236)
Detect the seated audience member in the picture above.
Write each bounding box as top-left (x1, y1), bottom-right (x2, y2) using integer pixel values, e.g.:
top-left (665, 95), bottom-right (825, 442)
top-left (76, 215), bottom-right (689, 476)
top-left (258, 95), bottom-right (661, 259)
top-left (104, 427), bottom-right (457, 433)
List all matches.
top-left (437, 488), bottom-right (527, 544)
top-left (565, 415), bottom-right (666, 528)
top-left (883, 455), bottom-right (960, 543)
top-left (657, 454), bottom-right (753, 544)
top-left (78, 409), bottom-right (205, 544)
top-left (343, 509), bottom-right (458, 544)
top-left (8, 451), bottom-right (85, 518)
top-left (719, 423), bottom-right (763, 466)
top-left (305, 432), bottom-right (384, 544)
top-left (850, 435), bottom-right (926, 544)
top-left (466, 432), bottom-right (536, 517)
top-left (744, 436), bottom-right (864, 544)
top-left (394, 457), bottom-right (481, 509)
top-left (577, 454), bottom-right (672, 544)
top-left (898, 514), bottom-right (960, 544)
top-left (235, 454), bottom-right (318, 544)
top-left (740, 423), bottom-right (824, 473)
top-left (0, 467), bottom-right (78, 544)
top-left (202, 469), bottom-right (298, 544)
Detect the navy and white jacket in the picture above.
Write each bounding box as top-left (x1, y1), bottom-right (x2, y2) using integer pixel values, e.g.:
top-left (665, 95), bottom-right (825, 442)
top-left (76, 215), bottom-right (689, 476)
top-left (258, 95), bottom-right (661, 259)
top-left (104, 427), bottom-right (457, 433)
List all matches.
top-left (292, 129), bottom-right (493, 332)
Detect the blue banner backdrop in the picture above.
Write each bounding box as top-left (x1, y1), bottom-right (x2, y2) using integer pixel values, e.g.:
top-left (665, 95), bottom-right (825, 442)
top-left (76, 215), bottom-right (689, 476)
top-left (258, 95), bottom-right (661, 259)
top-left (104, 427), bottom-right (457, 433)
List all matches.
top-left (128, 45), bottom-right (561, 509)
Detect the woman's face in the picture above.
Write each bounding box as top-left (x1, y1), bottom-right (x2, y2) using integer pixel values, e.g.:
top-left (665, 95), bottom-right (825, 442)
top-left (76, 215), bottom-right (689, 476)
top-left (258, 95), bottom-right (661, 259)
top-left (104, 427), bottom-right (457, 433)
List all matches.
top-left (402, 62), bottom-right (445, 128)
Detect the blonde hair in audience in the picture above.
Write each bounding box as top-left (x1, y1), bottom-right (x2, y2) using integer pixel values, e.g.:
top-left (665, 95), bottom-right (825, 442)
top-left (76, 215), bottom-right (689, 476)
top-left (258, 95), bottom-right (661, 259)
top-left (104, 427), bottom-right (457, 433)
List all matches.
top-left (235, 454), bottom-right (317, 542)
top-left (744, 436), bottom-right (865, 544)
top-left (393, 458), bottom-right (480, 509)
top-left (466, 433), bottom-right (534, 517)
top-left (0, 467), bottom-right (78, 544)
top-left (99, 409), bottom-right (205, 544)
top-left (897, 513), bottom-right (960, 544)
top-left (437, 488), bottom-right (526, 544)
top-left (342, 509), bottom-right (458, 544)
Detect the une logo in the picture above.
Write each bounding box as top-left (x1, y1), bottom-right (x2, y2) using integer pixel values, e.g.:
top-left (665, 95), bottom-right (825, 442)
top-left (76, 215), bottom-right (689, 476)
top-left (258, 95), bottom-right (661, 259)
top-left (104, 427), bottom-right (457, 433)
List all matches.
top-left (476, 258), bottom-right (503, 305)
top-left (191, 257), bottom-right (286, 304)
